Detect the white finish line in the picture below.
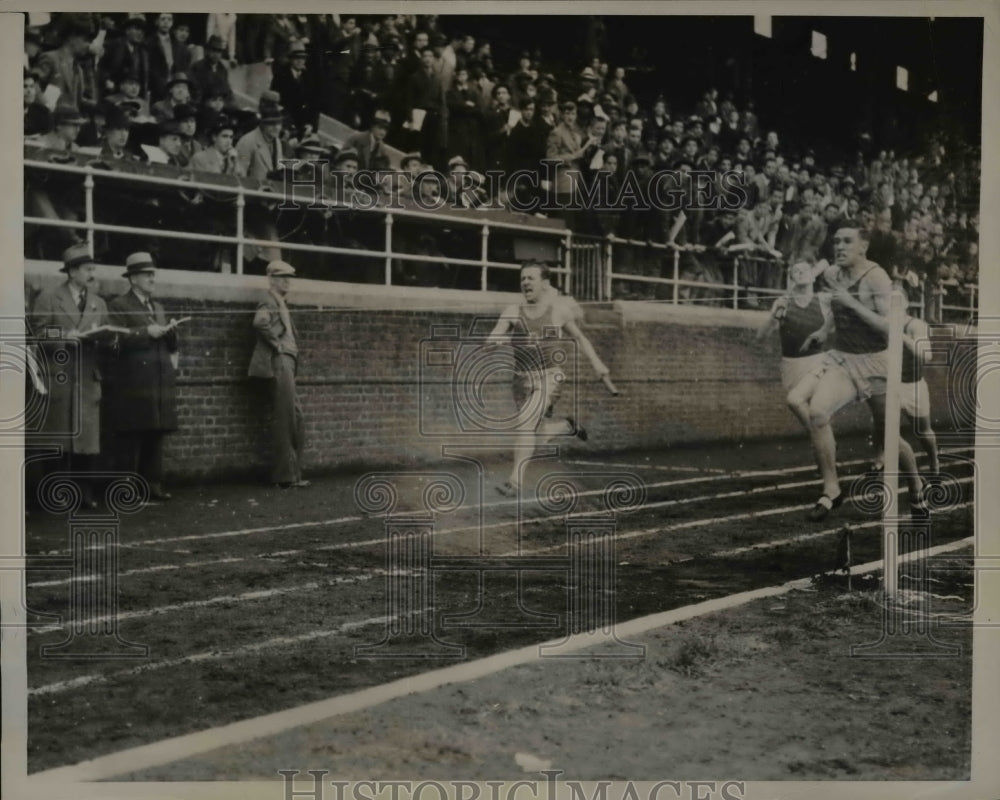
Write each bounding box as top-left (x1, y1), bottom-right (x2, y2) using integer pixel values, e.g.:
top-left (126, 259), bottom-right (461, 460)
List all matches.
top-left (29, 535), bottom-right (974, 784)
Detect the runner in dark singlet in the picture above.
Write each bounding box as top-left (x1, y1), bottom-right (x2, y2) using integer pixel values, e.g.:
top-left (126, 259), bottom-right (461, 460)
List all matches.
top-left (757, 260), bottom-right (831, 427)
top-left (786, 222), bottom-right (926, 521)
top-left (487, 261), bottom-right (619, 497)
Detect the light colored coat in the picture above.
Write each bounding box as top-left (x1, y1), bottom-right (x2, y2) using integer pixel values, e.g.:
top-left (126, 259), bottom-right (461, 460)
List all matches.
top-left (30, 281), bottom-right (109, 454)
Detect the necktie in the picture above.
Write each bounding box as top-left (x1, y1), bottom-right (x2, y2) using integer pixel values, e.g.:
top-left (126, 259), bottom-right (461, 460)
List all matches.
top-left (145, 298), bottom-right (155, 316)
top-left (77, 288), bottom-right (87, 313)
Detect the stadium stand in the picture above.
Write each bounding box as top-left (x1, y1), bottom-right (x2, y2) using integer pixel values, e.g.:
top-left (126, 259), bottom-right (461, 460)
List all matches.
top-left (23, 12), bottom-right (980, 320)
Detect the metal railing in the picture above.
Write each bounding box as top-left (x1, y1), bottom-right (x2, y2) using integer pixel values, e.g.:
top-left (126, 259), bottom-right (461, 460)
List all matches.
top-left (24, 157), bottom-right (570, 289)
top-left (569, 234), bottom-right (786, 308)
top-left (567, 233), bottom-right (981, 321)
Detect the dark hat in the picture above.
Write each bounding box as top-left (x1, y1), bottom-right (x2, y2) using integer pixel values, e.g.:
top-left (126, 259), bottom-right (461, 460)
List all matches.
top-left (25, 28), bottom-right (43, 46)
top-left (122, 251), bottom-right (156, 277)
top-left (172, 103), bottom-right (197, 121)
top-left (631, 154), bottom-right (653, 167)
top-left (447, 155), bottom-right (469, 170)
top-left (203, 85), bottom-right (228, 100)
top-left (166, 72), bottom-right (193, 91)
top-left (333, 147), bottom-right (359, 165)
top-left (53, 105), bottom-right (86, 126)
top-left (62, 20), bottom-right (93, 39)
top-left (104, 105), bottom-right (132, 130)
top-left (296, 136), bottom-right (328, 157)
top-left (158, 119), bottom-right (182, 137)
top-left (259, 89), bottom-right (282, 108)
top-left (579, 67), bottom-right (598, 81)
top-left (61, 243), bottom-right (94, 271)
top-left (118, 99), bottom-right (143, 114)
top-left (371, 109), bottom-right (391, 127)
top-left (117, 69), bottom-right (141, 86)
top-left (288, 43), bottom-right (308, 58)
top-left (259, 106), bottom-right (284, 124)
top-left (205, 35), bottom-right (227, 52)
top-left (400, 151), bottom-right (422, 168)
top-left (207, 115), bottom-right (235, 136)
top-left (124, 14), bottom-right (147, 29)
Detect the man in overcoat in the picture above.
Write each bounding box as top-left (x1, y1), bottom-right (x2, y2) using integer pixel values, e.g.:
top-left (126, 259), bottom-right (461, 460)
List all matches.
top-left (107, 252), bottom-right (179, 501)
top-left (30, 243), bottom-right (112, 508)
top-left (248, 261), bottom-right (309, 488)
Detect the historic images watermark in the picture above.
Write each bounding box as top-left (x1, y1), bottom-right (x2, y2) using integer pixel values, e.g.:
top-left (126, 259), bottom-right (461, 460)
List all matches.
top-left (279, 163), bottom-right (749, 215)
top-left (276, 773), bottom-right (747, 800)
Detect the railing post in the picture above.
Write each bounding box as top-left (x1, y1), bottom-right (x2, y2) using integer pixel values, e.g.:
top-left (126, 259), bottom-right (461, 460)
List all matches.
top-left (234, 184), bottom-right (245, 275)
top-left (563, 231), bottom-right (573, 296)
top-left (732, 257), bottom-right (740, 310)
top-left (604, 235), bottom-right (614, 301)
top-left (384, 213), bottom-right (393, 286)
top-left (969, 284), bottom-right (977, 323)
top-left (480, 224), bottom-right (490, 292)
top-left (671, 247), bottom-right (680, 305)
top-left (83, 168), bottom-right (95, 258)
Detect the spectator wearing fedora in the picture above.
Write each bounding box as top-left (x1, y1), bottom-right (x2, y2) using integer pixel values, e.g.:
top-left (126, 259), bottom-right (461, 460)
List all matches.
top-left (151, 72), bottom-right (194, 122)
top-left (99, 104), bottom-right (140, 161)
top-left (190, 35), bottom-right (234, 105)
top-left (36, 21), bottom-right (95, 112)
top-left (270, 43), bottom-right (319, 137)
top-left (25, 105), bottom-right (88, 255)
top-left (189, 116), bottom-right (243, 175)
top-left (107, 252), bottom-right (179, 502)
top-left (171, 103), bottom-right (203, 167)
top-left (343, 110), bottom-right (394, 171)
top-left (99, 15), bottom-right (150, 99)
top-left (248, 260), bottom-right (310, 489)
top-left (147, 12), bottom-right (192, 101)
top-left (156, 119), bottom-right (186, 167)
top-left (235, 94), bottom-right (286, 181)
top-left (30, 243), bottom-right (114, 508)
top-left (106, 70), bottom-right (151, 118)
top-left (206, 12), bottom-right (239, 63)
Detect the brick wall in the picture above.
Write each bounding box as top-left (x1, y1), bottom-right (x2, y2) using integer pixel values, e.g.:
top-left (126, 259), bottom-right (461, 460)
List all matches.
top-left (25, 263), bottom-right (971, 482)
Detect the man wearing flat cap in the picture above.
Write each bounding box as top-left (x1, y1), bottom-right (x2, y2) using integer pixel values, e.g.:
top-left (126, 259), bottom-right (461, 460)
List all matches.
top-left (30, 243), bottom-right (113, 508)
top-left (248, 261), bottom-right (309, 488)
top-left (107, 253), bottom-right (179, 501)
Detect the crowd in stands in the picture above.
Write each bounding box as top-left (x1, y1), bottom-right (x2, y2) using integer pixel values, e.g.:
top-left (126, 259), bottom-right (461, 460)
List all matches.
top-left (23, 12), bottom-right (980, 317)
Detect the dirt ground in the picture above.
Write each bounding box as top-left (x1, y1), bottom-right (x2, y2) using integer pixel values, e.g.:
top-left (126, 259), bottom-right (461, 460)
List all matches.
top-left (22, 434), bottom-right (977, 780)
top-left (121, 554), bottom-right (973, 782)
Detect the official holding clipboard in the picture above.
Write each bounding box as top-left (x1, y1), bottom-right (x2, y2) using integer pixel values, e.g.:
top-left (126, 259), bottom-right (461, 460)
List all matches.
top-left (30, 243), bottom-right (117, 508)
top-left (107, 252), bottom-right (184, 502)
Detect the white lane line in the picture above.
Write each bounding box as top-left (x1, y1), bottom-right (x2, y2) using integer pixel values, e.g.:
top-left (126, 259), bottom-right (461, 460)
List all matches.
top-left (26, 572), bottom-right (392, 635)
top-left (566, 459), bottom-right (729, 474)
top-left (73, 446), bottom-right (972, 553)
top-left (28, 535), bottom-right (975, 784)
top-left (508, 476), bottom-right (975, 557)
top-left (27, 609), bottom-right (429, 698)
top-left (27, 557), bottom-right (246, 589)
top-left (714, 500), bottom-right (974, 557)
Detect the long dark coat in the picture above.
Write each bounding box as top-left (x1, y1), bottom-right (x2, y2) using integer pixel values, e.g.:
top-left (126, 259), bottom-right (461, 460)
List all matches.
top-left (106, 290), bottom-right (179, 432)
top-left (30, 281), bottom-right (109, 454)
